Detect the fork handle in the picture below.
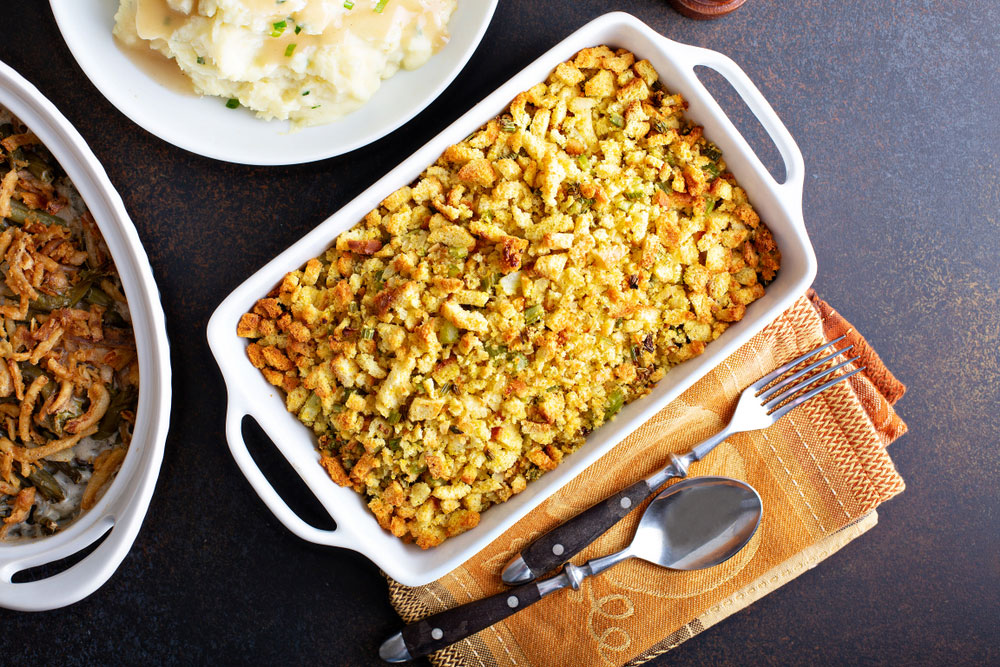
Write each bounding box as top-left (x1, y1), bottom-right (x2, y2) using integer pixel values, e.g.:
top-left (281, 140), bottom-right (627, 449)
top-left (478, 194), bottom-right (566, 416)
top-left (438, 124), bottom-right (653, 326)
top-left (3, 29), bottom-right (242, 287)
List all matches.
top-left (502, 474), bottom-right (673, 585)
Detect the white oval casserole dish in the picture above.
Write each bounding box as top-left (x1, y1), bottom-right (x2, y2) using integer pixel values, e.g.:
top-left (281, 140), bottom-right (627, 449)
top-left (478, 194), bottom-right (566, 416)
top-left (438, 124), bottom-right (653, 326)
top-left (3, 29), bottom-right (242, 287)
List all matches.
top-left (48, 0), bottom-right (499, 166)
top-left (0, 61), bottom-right (172, 611)
top-left (208, 12), bottom-right (816, 587)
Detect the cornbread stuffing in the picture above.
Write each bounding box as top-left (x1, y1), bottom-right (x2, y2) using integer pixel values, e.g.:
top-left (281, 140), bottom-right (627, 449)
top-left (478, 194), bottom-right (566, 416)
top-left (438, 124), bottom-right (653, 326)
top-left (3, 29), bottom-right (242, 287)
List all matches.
top-left (238, 46), bottom-right (780, 548)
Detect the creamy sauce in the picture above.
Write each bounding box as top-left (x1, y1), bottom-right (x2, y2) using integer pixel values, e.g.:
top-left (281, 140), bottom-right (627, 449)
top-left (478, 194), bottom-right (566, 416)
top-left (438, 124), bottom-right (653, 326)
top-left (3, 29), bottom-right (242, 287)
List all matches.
top-left (116, 41), bottom-right (195, 96)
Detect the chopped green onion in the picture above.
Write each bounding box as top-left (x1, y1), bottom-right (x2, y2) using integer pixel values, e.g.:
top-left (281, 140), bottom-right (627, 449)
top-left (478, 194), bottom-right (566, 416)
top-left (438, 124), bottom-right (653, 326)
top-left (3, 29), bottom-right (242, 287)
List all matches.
top-left (524, 304), bottom-right (544, 325)
top-left (438, 320), bottom-right (460, 345)
top-left (225, 98), bottom-right (239, 109)
top-left (360, 326), bottom-right (375, 340)
top-left (196, 56), bottom-right (205, 65)
top-left (604, 388), bottom-right (625, 421)
top-left (374, 0), bottom-right (389, 12)
top-left (702, 163), bottom-right (720, 178)
top-left (439, 382), bottom-right (453, 395)
top-left (284, 43), bottom-right (296, 57)
top-left (387, 411), bottom-right (401, 425)
top-left (343, 0), bottom-right (354, 7)
top-left (609, 114), bottom-right (624, 128)
top-left (385, 437), bottom-right (402, 452)
top-left (294, 24), bottom-right (302, 34)
top-left (302, 90), bottom-right (310, 96)
top-left (271, 20), bottom-right (287, 37)
top-left (311, 105), bottom-right (320, 109)
top-left (624, 191), bottom-right (644, 201)
top-left (704, 196), bottom-right (717, 215)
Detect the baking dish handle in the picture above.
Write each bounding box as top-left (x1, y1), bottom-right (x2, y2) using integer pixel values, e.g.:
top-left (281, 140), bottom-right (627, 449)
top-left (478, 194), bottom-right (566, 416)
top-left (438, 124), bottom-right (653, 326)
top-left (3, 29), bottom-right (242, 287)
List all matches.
top-left (674, 44), bottom-right (806, 207)
top-left (0, 512), bottom-right (135, 611)
top-left (225, 396), bottom-right (355, 550)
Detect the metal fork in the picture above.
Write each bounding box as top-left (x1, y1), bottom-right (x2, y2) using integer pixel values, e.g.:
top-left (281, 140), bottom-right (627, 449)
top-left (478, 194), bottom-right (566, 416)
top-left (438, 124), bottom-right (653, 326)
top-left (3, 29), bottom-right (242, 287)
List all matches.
top-left (502, 336), bottom-right (864, 585)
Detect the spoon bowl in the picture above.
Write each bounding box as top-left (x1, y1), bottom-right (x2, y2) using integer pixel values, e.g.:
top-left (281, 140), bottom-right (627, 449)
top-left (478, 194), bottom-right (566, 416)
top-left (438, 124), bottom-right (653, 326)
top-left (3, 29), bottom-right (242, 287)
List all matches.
top-left (631, 476), bottom-right (762, 571)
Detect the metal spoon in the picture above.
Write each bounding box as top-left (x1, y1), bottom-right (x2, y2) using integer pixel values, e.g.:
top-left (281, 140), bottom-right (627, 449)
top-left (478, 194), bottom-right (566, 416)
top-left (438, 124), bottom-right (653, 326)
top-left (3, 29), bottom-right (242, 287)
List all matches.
top-left (380, 476), bottom-right (763, 662)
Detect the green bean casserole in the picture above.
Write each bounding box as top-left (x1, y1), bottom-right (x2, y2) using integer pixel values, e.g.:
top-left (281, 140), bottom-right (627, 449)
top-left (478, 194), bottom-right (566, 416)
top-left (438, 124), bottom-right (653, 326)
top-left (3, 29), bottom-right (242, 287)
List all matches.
top-left (238, 47), bottom-right (780, 548)
top-left (0, 107), bottom-right (139, 539)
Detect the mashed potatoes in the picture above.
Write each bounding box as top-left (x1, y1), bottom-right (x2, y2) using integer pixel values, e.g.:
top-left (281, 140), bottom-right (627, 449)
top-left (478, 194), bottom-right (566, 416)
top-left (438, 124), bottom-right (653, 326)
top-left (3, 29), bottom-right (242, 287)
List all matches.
top-left (114, 0), bottom-right (457, 127)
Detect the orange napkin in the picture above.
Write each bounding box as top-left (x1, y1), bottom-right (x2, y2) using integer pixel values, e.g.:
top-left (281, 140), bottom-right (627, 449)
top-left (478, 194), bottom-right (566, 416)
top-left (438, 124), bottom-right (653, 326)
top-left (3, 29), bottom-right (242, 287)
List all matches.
top-left (386, 291), bottom-right (906, 666)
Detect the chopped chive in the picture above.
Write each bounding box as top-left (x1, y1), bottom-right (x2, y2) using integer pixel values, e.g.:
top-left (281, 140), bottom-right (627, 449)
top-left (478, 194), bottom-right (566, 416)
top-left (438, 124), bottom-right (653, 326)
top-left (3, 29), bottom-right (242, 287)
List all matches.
top-left (196, 56), bottom-right (205, 65)
top-left (271, 20), bottom-right (287, 37)
top-left (225, 98), bottom-right (239, 109)
top-left (610, 114), bottom-right (624, 128)
top-left (311, 105), bottom-right (320, 109)
top-left (285, 43), bottom-right (297, 57)
top-left (374, 0), bottom-right (389, 12)
top-left (302, 90), bottom-right (310, 96)
top-left (343, 0), bottom-right (354, 7)
top-left (524, 304), bottom-right (544, 325)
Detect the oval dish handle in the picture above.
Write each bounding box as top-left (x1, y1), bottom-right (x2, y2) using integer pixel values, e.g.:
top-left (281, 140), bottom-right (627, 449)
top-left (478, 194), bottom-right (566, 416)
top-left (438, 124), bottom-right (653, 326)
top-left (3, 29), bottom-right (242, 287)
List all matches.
top-left (225, 395), bottom-right (353, 549)
top-left (672, 41), bottom-right (806, 215)
top-left (0, 515), bottom-right (128, 611)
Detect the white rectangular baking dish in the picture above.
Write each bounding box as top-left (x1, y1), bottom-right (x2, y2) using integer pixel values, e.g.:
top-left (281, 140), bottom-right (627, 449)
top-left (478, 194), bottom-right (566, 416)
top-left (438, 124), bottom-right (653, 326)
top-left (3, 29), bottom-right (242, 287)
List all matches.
top-left (207, 11), bottom-right (815, 588)
top-left (0, 60), bottom-right (172, 610)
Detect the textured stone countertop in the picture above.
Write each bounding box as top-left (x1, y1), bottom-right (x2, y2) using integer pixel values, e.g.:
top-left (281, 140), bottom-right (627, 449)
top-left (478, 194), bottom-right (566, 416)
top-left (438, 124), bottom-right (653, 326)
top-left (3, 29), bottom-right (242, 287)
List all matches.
top-left (0, 1), bottom-right (997, 664)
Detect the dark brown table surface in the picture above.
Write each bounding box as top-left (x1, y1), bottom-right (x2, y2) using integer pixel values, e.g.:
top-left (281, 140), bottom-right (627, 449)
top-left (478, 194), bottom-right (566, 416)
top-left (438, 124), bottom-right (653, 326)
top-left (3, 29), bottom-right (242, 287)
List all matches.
top-left (2, 1), bottom-right (998, 664)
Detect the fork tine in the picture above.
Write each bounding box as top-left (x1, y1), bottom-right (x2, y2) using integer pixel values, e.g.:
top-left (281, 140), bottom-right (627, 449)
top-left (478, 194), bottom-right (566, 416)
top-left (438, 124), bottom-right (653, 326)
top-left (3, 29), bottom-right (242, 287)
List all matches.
top-left (758, 344), bottom-right (854, 401)
top-left (750, 335), bottom-right (847, 391)
top-left (767, 366), bottom-right (866, 421)
top-left (763, 355), bottom-right (861, 410)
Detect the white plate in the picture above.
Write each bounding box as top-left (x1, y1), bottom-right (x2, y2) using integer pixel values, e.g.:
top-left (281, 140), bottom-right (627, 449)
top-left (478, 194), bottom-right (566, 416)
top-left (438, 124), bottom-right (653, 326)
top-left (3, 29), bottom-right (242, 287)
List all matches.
top-left (0, 60), bottom-right (172, 611)
top-left (48, 0), bottom-right (498, 165)
top-left (208, 12), bottom-right (815, 587)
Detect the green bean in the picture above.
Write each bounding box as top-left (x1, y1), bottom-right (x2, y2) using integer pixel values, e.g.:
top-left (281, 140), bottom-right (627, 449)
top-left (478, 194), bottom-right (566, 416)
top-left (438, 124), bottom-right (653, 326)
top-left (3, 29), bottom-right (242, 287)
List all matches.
top-left (94, 387), bottom-right (136, 440)
top-left (25, 152), bottom-right (55, 184)
top-left (49, 460), bottom-right (83, 484)
top-left (28, 467), bottom-right (65, 503)
top-left (31, 278), bottom-right (93, 312)
top-left (17, 362), bottom-right (46, 385)
top-left (84, 286), bottom-right (113, 307)
top-left (5, 199), bottom-right (67, 227)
